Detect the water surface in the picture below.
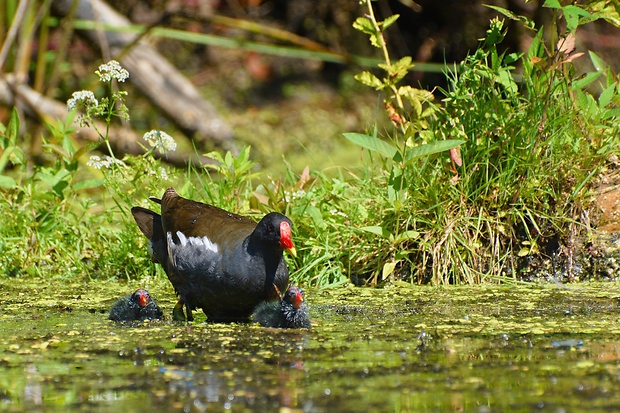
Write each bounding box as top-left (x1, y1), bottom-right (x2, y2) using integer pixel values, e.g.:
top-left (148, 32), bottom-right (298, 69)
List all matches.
top-left (1, 279), bottom-right (620, 412)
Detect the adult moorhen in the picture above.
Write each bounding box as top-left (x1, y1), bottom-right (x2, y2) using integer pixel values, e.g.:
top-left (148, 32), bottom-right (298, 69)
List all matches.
top-left (131, 187), bottom-right (296, 322)
top-left (252, 286), bottom-right (311, 329)
top-left (109, 289), bottom-right (163, 322)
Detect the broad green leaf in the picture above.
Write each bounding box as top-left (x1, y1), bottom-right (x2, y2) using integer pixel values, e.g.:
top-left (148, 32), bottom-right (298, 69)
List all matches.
top-left (382, 262), bottom-right (397, 280)
top-left (306, 205), bottom-right (325, 229)
top-left (73, 179), bottom-right (104, 191)
top-left (0, 175), bottom-right (16, 188)
top-left (393, 230), bottom-right (420, 244)
top-left (343, 133), bottom-right (398, 159)
top-left (563, 5), bottom-right (594, 32)
top-left (359, 225), bottom-right (390, 238)
top-left (224, 151), bottom-right (234, 168)
top-left (404, 140), bottom-right (465, 165)
top-left (496, 69), bottom-right (518, 95)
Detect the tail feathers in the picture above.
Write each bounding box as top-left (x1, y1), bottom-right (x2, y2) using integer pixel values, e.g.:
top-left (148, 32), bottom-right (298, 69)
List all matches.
top-left (131, 207), bottom-right (168, 265)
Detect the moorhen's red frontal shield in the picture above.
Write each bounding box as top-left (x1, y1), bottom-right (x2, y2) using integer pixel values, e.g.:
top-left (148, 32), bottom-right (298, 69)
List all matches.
top-left (131, 187), bottom-right (295, 322)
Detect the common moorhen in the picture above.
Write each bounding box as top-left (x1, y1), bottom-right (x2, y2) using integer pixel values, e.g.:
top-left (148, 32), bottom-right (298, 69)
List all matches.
top-left (131, 187), bottom-right (296, 322)
top-left (109, 289), bottom-right (163, 322)
top-left (252, 286), bottom-right (311, 329)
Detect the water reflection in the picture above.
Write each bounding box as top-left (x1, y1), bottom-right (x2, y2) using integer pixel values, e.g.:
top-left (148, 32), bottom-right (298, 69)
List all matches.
top-left (3, 281), bottom-right (620, 411)
top-left (150, 330), bottom-right (310, 411)
top-left (22, 364), bottom-right (42, 410)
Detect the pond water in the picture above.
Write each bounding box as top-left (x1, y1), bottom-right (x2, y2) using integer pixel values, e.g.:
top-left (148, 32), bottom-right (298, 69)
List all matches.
top-left (1, 278), bottom-right (620, 412)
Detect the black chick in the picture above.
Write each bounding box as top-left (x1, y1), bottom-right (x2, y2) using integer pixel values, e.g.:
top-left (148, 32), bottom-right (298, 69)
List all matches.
top-left (109, 289), bottom-right (163, 322)
top-left (252, 286), bottom-right (310, 329)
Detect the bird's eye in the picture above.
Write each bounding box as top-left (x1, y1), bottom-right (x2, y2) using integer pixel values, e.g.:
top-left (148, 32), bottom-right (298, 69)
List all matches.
top-left (267, 224), bottom-right (274, 232)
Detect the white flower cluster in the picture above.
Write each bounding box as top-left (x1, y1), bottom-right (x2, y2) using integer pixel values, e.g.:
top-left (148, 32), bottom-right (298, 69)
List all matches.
top-left (97, 60), bottom-right (129, 82)
top-left (329, 209), bottom-right (348, 218)
top-left (143, 130), bottom-right (177, 153)
top-left (87, 155), bottom-right (126, 169)
top-left (66, 90), bottom-right (98, 111)
top-left (148, 167), bottom-right (169, 180)
top-left (284, 189), bottom-right (306, 203)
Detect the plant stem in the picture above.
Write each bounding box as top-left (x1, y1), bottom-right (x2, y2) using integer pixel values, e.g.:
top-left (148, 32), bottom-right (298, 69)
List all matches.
top-left (363, 0), bottom-right (406, 114)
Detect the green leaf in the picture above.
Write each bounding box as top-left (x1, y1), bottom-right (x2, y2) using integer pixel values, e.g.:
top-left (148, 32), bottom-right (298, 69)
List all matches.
top-left (496, 69), bottom-right (518, 95)
top-left (353, 17), bottom-right (383, 48)
top-left (343, 133), bottom-right (398, 159)
top-left (306, 205), bottom-right (325, 230)
top-left (573, 71), bottom-right (603, 89)
top-left (7, 107), bottom-right (19, 146)
top-left (73, 179), bottom-right (104, 191)
top-left (382, 261), bottom-right (397, 280)
top-left (563, 5), bottom-right (591, 32)
top-left (360, 225), bottom-right (391, 238)
top-left (224, 151), bottom-right (234, 168)
top-left (398, 85), bottom-right (434, 112)
top-left (354, 71), bottom-right (384, 90)
top-left (379, 56), bottom-right (414, 83)
top-left (0, 175), bottom-right (16, 188)
top-left (588, 51), bottom-right (609, 72)
top-left (598, 83), bottom-right (616, 108)
top-left (485, 4), bottom-right (536, 30)
top-left (62, 135), bottom-right (76, 159)
top-left (587, 0), bottom-right (620, 27)
top-left (352, 17), bottom-right (375, 35)
top-left (543, 0), bottom-right (562, 9)
top-left (0, 109), bottom-right (22, 174)
top-left (393, 230), bottom-right (420, 244)
top-left (404, 140), bottom-right (465, 165)
top-left (381, 14), bottom-right (400, 30)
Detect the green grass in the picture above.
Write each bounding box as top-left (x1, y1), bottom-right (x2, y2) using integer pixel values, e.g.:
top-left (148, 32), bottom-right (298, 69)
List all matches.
top-left (0, 2), bottom-right (619, 287)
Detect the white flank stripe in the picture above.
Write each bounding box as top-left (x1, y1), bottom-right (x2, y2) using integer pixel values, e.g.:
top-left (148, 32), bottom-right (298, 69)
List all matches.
top-left (170, 231), bottom-right (219, 253)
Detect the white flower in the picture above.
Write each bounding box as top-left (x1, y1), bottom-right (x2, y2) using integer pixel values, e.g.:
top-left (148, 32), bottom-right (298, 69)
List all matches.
top-left (87, 155), bottom-right (126, 169)
top-left (283, 190), bottom-right (305, 203)
top-left (96, 60), bottom-right (129, 82)
top-left (143, 130), bottom-right (177, 153)
top-left (148, 167), bottom-right (170, 180)
top-left (329, 209), bottom-right (348, 218)
top-left (292, 190), bottom-right (306, 200)
top-left (67, 90), bottom-right (98, 111)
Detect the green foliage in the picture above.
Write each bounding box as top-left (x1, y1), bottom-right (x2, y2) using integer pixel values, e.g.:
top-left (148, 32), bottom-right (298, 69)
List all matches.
top-left (0, 61), bottom-right (174, 280)
top-left (326, 2), bottom-right (620, 285)
top-left (1, 2), bottom-right (619, 289)
top-left (0, 108), bottom-right (24, 188)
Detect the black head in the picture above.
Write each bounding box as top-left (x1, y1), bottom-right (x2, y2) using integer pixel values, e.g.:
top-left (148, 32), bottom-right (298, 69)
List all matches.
top-left (253, 212), bottom-right (296, 256)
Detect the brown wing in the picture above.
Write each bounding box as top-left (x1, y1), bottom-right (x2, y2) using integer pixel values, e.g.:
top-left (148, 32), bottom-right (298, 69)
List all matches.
top-left (160, 187), bottom-right (257, 246)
